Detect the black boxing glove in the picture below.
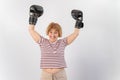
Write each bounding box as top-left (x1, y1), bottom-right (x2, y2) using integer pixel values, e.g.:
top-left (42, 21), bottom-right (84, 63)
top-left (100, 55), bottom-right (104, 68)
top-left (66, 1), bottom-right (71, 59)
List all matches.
top-left (29, 5), bottom-right (43, 25)
top-left (71, 9), bottom-right (84, 29)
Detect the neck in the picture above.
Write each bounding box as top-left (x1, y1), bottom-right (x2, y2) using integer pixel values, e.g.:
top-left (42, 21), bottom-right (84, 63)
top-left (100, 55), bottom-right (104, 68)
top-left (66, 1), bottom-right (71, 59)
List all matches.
top-left (49, 39), bottom-right (57, 43)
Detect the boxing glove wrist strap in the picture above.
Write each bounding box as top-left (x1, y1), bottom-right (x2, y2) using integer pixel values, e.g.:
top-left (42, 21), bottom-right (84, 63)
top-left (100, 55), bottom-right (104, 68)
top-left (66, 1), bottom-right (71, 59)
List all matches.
top-left (29, 16), bottom-right (37, 25)
top-left (75, 20), bottom-right (84, 29)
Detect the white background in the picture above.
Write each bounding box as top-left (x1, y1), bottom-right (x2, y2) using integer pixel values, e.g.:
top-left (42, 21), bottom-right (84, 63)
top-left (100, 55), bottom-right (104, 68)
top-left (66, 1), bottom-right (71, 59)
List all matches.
top-left (0, 0), bottom-right (120, 80)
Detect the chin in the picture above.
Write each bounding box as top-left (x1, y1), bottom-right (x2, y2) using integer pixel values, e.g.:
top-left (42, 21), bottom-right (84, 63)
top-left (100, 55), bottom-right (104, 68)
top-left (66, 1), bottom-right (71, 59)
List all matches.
top-left (51, 38), bottom-right (56, 40)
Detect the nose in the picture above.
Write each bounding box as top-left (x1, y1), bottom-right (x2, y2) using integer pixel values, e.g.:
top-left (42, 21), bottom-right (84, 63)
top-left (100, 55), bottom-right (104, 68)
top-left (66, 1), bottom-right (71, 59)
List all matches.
top-left (51, 33), bottom-right (55, 37)
top-left (51, 33), bottom-right (55, 36)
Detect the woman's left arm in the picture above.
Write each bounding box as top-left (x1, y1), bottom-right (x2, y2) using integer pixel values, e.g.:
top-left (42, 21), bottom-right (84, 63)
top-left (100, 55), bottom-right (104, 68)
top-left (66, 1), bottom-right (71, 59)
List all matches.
top-left (67, 9), bottom-right (84, 45)
top-left (67, 28), bottom-right (80, 45)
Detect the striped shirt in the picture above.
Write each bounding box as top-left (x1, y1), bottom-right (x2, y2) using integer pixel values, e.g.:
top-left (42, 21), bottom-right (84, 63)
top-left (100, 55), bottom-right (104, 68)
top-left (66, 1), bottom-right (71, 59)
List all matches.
top-left (37, 36), bottom-right (68, 68)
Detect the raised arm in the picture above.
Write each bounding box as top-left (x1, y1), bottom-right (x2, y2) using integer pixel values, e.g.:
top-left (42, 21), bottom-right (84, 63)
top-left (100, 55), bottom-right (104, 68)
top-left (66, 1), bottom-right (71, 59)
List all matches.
top-left (67, 9), bottom-right (84, 45)
top-left (29, 25), bottom-right (41, 43)
top-left (67, 28), bottom-right (80, 45)
top-left (28, 5), bottom-right (43, 43)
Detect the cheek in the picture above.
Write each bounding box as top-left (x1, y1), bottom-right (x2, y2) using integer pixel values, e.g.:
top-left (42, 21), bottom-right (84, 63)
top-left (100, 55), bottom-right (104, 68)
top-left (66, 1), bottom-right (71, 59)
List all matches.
top-left (48, 32), bottom-right (52, 35)
top-left (55, 33), bottom-right (59, 37)
top-left (48, 34), bottom-right (51, 37)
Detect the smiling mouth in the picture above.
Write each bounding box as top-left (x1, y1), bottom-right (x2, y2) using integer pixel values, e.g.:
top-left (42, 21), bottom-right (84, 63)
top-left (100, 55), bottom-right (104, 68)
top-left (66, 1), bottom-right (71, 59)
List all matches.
top-left (50, 36), bottom-right (56, 39)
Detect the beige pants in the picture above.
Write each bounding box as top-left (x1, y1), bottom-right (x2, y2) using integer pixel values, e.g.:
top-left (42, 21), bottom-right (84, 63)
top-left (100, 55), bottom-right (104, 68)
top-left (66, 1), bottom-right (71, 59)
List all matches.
top-left (41, 69), bottom-right (67, 80)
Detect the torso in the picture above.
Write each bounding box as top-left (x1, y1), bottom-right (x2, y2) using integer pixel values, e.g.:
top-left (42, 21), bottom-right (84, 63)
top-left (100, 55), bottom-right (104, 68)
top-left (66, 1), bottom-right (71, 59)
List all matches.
top-left (39, 36), bottom-right (67, 69)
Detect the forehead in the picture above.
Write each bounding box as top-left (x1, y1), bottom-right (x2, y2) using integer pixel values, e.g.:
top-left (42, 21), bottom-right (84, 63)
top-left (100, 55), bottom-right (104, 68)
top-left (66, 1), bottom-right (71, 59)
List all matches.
top-left (49, 29), bottom-right (58, 32)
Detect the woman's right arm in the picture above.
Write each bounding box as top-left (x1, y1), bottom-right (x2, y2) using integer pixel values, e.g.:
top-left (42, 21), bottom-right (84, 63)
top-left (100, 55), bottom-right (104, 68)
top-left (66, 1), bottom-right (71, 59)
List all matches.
top-left (28, 5), bottom-right (43, 43)
top-left (29, 25), bottom-right (41, 43)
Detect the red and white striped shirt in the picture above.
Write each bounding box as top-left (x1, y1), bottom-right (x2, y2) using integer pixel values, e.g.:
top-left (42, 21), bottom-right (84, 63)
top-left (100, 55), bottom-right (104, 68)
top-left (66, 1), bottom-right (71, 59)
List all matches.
top-left (38, 36), bottom-right (68, 68)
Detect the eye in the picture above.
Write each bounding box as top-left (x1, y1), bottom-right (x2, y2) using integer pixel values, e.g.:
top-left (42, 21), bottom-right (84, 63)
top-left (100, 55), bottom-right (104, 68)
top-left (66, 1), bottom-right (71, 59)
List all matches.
top-left (55, 31), bottom-right (58, 34)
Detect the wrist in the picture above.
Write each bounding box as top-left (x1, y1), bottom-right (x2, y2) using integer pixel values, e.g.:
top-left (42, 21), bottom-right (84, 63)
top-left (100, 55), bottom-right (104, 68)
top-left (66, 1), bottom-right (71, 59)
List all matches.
top-left (29, 25), bottom-right (35, 30)
top-left (74, 28), bottom-right (80, 34)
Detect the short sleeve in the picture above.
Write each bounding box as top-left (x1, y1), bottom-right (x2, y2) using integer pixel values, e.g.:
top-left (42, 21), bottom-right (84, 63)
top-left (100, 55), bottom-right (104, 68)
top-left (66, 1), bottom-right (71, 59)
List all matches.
top-left (37, 35), bottom-right (46, 46)
top-left (60, 37), bottom-right (68, 47)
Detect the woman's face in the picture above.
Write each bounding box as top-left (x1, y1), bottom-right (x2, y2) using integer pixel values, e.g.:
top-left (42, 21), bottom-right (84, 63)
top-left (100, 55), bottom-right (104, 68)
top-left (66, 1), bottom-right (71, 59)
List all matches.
top-left (48, 29), bottom-right (59, 42)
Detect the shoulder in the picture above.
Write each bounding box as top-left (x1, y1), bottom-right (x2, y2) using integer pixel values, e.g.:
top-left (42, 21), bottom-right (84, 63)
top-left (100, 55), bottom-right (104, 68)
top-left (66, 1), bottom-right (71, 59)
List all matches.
top-left (58, 37), bottom-right (68, 46)
top-left (37, 35), bottom-right (49, 45)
